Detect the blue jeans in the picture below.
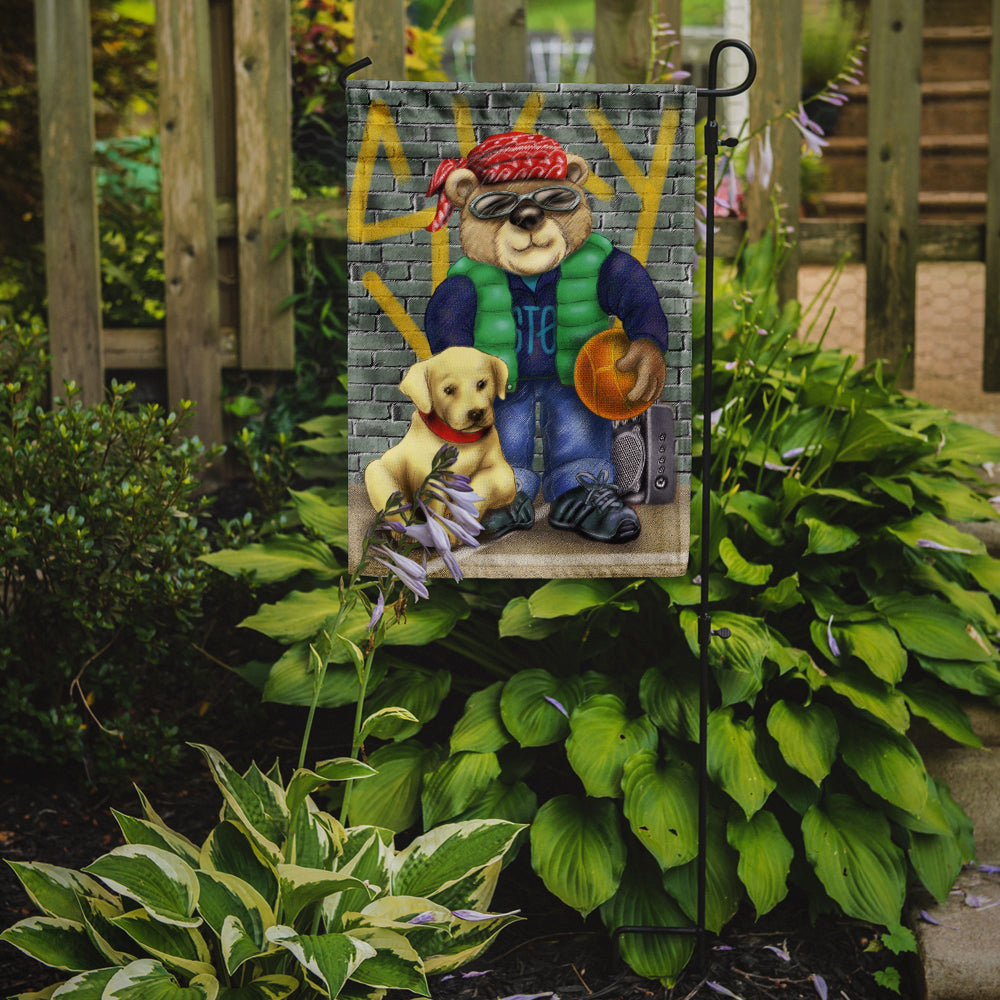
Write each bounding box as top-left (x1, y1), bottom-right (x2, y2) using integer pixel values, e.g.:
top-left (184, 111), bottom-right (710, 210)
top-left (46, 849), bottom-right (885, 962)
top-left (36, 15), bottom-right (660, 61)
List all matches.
top-left (493, 378), bottom-right (614, 502)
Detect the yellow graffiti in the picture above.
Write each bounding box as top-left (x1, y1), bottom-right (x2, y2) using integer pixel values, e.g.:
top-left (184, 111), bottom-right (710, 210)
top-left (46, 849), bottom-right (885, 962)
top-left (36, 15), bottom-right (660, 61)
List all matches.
top-left (452, 96), bottom-right (478, 156)
top-left (348, 101), bottom-right (435, 242)
top-left (512, 90), bottom-right (546, 133)
top-left (584, 105), bottom-right (680, 266)
top-left (362, 271), bottom-right (431, 360)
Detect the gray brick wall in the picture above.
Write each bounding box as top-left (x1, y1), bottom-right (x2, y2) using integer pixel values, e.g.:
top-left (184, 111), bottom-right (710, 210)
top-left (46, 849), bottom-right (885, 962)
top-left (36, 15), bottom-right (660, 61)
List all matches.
top-left (347, 81), bottom-right (696, 486)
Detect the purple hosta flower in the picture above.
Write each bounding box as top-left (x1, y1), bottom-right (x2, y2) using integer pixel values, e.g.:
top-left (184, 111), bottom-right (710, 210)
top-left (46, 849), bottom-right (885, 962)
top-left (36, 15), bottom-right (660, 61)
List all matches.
top-left (497, 994), bottom-right (558, 1000)
top-left (407, 911), bottom-right (438, 925)
top-left (404, 508), bottom-right (464, 582)
top-left (706, 983), bottom-right (743, 999)
top-left (451, 908), bottom-right (521, 921)
top-left (791, 104), bottom-right (829, 156)
top-left (441, 970), bottom-right (493, 981)
top-left (812, 974), bottom-right (828, 1000)
top-left (715, 157), bottom-right (741, 215)
top-left (919, 909), bottom-right (958, 929)
top-left (544, 695), bottom-right (569, 718)
top-left (763, 944), bottom-right (791, 962)
top-left (367, 590), bottom-right (385, 631)
top-left (746, 125), bottom-right (774, 191)
top-left (917, 538), bottom-right (973, 555)
top-left (369, 544), bottom-right (429, 600)
top-left (423, 487), bottom-right (484, 544)
top-left (979, 864), bottom-right (1000, 874)
top-left (827, 616), bottom-right (842, 658)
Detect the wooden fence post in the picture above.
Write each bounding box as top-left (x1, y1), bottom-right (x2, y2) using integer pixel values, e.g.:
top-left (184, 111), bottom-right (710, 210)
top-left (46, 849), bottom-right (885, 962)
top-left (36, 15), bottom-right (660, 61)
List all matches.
top-left (983, 0), bottom-right (1000, 390)
top-left (34, 0), bottom-right (104, 405)
top-left (594, 0), bottom-right (654, 84)
top-left (864, 0), bottom-right (923, 390)
top-left (157, 0), bottom-right (223, 445)
top-left (746, 0), bottom-right (801, 305)
top-left (474, 0), bottom-right (527, 82)
top-left (233, 0), bottom-right (294, 370)
top-left (353, 0), bottom-right (407, 80)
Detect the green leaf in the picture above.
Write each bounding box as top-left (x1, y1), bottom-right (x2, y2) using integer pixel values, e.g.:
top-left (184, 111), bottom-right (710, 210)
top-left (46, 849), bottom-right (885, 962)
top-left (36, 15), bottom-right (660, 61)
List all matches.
top-left (392, 819), bottom-right (524, 901)
top-left (802, 793), bottom-right (906, 926)
top-left (803, 517), bottom-right (859, 556)
top-left (835, 621), bottom-right (908, 684)
top-left (811, 662), bottom-right (910, 732)
top-left (497, 596), bottom-right (564, 639)
top-left (565, 695), bottom-right (658, 799)
top-left (765, 700), bottom-right (838, 786)
top-left (526, 579), bottom-right (617, 618)
top-left (261, 643), bottom-right (384, 709)
top-left (35, 967), bottom-right (117, 998)
top-left (421, 751), bottom-right (502, 829)
top-left (718, 537), bottom-right (772, 585)
top-left (530, 795), bottom-right (626, 917)
top-left (835, 410), bottom-right (927, 463)
top-left (839, 718), bottom-right (929, 817)
top-left (200, 536), bottom-right (341, 584)
top-left (901, 680), bottom-right (982, 748)
top-left (103, 959), bottom-right (218, 1000)
top-left (360, 706), bottom-right (421, 742)
top-left (755, 573), bottom-right (805, 614)
top-left (112, 812), bottom-right (201, 868)
top-left (288, 489), bottom-right (349, 547)
top-left (707, 707), bottom-right (776, 819)
top-left (110, 909), bottom-right (214, 978)
top-left (885, 512), bottom-right (985, 557)
top-left (906, 472), bottom-right (999, 522)
top-left (723, 490), bottom-right (784, 545)
top-left (452, 779), bottom-right (538, 827)
top-left (966, 553), bottom-right (1000, 597)
top-left (195, 871), bottom-right (274, 974)
top-left (909, 826), bottom-right (966, 905)
top-left (680, 610), bottom-right (770, 706)
top-left (363, 667), bottom-right (451, 740)
top-left (276, 865), bottom-right (374, 925)
top-left (935, 421), bottom-right (1000, 465)
top-left (345, 926), bottom-right (429, 994)
top-left (83, 846), bottom-right (200, 928)
top-left (450, 682), bottom-right (511, 754)
top-left (346, 741), bottom-right (442, 832)
top-left (265, 926), bottom-right (375, 997)
top-left (599, 853), bottom-right (694, 987)
top-left (874, 594), bottom-right (995, 662)
top-left (4, 862), bottom-right (118, 923)
top-left (285, 759), bottom-right (376, 822)
top-left (499, 670), bottom-right (584, 747)
top-left (916, 655), bottom-right (1000, 697)
top-left (621, 751), bottom-right (699, 871)
top-left (216, 976), bottom-right (299, 1000)
top-left (0, 917), bottom-right (107, 972)
top-left (727, 811), bottom-right (793, 918)
top-left (661, 810), bottom-right (741, 934)
top-left (639, 664), bottom-right (699, 742)
top-left (199, 822), bottom-right (278, 910)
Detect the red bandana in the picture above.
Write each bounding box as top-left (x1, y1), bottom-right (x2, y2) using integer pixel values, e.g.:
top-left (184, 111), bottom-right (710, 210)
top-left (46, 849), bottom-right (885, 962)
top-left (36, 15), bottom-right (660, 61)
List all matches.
top-left (419, 410), bottom-right (491, 443)
top-left (425, 132), bottom-right (568, 232)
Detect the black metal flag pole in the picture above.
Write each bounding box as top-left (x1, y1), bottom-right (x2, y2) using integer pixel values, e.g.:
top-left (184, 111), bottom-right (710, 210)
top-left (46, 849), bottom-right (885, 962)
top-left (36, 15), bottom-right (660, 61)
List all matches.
top-left (612, 38), bottom-right (756, 973)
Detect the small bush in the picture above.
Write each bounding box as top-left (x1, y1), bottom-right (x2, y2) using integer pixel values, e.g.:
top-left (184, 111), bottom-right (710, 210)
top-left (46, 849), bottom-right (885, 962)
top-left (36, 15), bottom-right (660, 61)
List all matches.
top-left (0, 317), bottom-right (220, 784)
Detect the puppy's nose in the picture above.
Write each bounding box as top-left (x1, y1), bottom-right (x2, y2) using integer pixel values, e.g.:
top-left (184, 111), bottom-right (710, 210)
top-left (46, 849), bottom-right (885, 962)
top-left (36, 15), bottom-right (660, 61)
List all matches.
top-left (467, 408), bottom-right (485, 425)
top-left (509, 203), bottom-right (544, 232)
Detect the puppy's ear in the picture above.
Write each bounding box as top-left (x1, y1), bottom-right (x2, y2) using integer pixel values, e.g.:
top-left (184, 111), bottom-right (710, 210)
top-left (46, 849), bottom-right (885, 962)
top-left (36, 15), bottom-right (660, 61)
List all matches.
top-left (399, 359), bottom-right (433, 412)
top-left (489, 354), bottom-right (509, 400)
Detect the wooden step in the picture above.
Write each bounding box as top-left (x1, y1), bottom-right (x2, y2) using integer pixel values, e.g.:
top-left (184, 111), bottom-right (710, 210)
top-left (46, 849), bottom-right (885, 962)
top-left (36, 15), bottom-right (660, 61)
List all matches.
top-left (813, 190), bottom-right (987, 222)
top-left (921, 0), bottom-right (992, 28)
top-left (922, 25), bottom-right (993, 83)
top-left (821, 134), bottom-right (989, 193)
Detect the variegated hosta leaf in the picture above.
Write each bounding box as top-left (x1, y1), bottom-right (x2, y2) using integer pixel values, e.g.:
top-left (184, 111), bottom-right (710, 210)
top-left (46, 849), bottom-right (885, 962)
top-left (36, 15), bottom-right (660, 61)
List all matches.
top-left (420, 751), bottom-right (502, 829)
top-left (110, 908), bottom-right (214, 979)
top-left (661, 811), bottom-right (742, 934)
top-left (529, 796), bottom-right (626, 917)
top-left (47, 966), bottom-right (118, 997)
top-left (195, 870), bottom-right (274, 974)
top-left (345, 926), bottom-right (429, 995)
top-left (802, 793), bottom-right (906, 926)
top-left (422, 906), bottom-right (522, 975)
top-left (323, 829), bottom-right (393, 931)
top-left (200, 822), bottom-right (278, 910)
top-left (727, 810), bottom-right (793, 918)
top-left (424, 859), bottom-right (501, 916)
top-left (101, 959), bottom-right (218, 1000)
top-left (83, 846), bottom-right (200, 928)
top-left (450, 681), bottom-right (511, 754)
top-left (190, 745), bottom-right (287, 863)
top-left (276, 864), bottom-right (376, 925)
top-left (4, 862), bottom-right (118, 922)
top-left (765, 700), bottom-right (838, 786)
top-left (621, 751), bottom-right (699, 871)
top-left (0, 916), bottom-right (107, 972)
top-left (214, 975), bottom-right (299, 1000)
top-left (599, 853), bottom-right (694, 987)
top-left (565, 695), bottom-right (658, 799)
top-left (288, 802), bottom-right (344, 870)
top-left (707, 707), bottom-right (776, 819)
top-left (391, 820), bottom-right (524, 901)
top-left (265, 926), bottom-right (376, 998)
top-left (77, 894), bottom-right (136, 966)
top-left (112, 810), bottom-right (202, 868)
top-left (285, 760), bottom-right (376, 823)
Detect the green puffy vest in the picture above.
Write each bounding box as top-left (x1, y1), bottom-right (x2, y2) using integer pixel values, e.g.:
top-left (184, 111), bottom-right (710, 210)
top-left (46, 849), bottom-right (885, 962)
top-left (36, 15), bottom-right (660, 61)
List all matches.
top-left (447, 232), bottom-right (614, 393)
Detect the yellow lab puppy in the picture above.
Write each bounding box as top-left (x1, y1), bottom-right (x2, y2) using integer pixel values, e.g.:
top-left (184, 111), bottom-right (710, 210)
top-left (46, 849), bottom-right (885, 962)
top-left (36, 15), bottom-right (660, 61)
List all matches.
top-left (364, 346), bottom-right (517, 529)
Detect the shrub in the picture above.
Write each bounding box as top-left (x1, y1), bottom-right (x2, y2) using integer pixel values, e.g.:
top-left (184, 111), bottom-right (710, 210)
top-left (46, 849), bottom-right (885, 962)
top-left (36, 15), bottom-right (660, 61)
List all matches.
top-left (1, 744), bottom-right (523, 998)
top-left (0, 317), bottom-right (220, 783)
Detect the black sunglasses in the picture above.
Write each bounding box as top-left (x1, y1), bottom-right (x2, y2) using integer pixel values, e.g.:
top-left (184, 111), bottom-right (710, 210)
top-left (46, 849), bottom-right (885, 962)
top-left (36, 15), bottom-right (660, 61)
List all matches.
top-left (468, 185), bottom-right (582, 221)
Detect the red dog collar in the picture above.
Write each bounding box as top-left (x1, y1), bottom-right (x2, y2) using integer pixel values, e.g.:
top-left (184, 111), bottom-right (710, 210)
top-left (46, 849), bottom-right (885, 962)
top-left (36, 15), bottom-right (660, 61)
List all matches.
top-left (419, 410), bottom-right (491, 443)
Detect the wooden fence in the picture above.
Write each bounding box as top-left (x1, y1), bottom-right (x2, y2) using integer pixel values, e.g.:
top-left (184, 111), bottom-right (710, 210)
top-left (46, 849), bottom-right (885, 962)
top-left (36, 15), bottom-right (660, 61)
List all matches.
top-left (33, 0), bottom-right (1000, 445)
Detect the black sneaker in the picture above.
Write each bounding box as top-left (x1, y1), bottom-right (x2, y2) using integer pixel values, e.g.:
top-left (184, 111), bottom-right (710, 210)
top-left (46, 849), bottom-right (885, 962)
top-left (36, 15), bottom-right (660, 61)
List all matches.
top-left (481, 491), bottom-right (535, 539)
top-left (548, 472), bottom-right (641, 543)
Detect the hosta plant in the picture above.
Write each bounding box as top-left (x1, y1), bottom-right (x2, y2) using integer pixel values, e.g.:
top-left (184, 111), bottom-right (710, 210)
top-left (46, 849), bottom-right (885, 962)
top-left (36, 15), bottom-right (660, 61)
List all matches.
top-left (1, 744), bottom-right (523, 999)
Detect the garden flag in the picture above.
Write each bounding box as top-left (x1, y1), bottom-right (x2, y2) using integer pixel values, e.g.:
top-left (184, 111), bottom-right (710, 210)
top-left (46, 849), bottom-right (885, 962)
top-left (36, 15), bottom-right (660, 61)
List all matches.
top-left (347, 81), bottom-right (696, 578)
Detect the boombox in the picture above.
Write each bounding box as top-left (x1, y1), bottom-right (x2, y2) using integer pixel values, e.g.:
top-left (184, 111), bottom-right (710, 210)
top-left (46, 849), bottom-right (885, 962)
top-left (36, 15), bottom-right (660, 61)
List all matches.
top-left (612, 403), bottom-right (676, 505)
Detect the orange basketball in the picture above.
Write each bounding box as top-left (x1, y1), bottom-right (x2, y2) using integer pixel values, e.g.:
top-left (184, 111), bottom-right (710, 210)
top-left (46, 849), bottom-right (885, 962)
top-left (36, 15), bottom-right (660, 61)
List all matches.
top-left (574, 328), bottom-right (652, 421)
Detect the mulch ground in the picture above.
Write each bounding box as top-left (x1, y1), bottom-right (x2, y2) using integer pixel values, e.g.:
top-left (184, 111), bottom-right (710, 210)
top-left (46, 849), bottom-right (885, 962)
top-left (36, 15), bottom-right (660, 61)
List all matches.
top-left (1, 744), bottom-right (913, 1000)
